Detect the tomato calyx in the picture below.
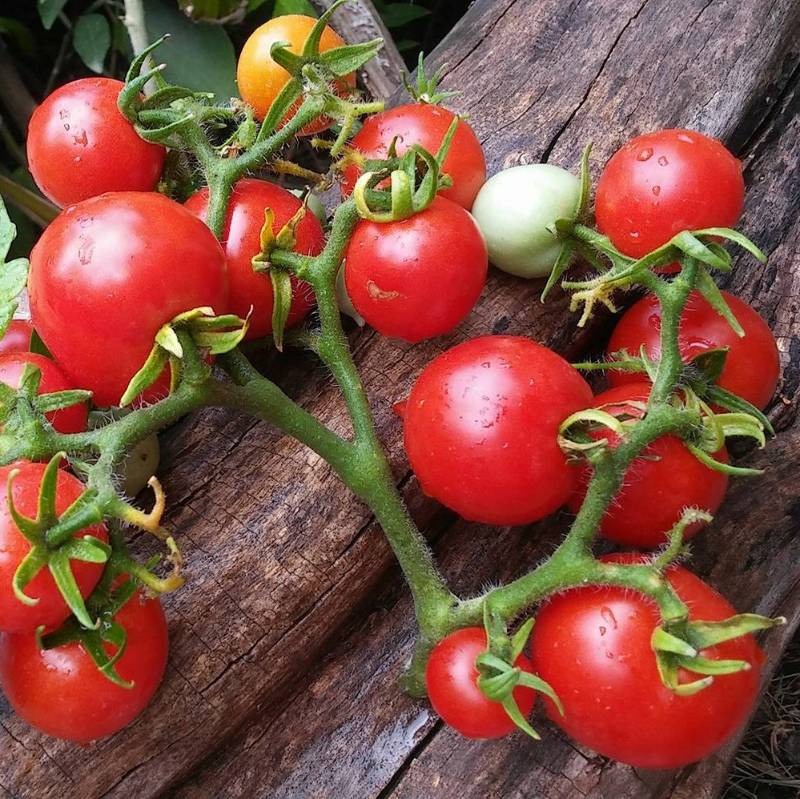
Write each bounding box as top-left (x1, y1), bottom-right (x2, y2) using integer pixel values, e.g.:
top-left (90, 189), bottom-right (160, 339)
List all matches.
top-left (121, 307), bottom-right (249, 407)
top-left (401, 51), bottom-right (459, 106)
top-left (652, 609), bottom-right (784, 697)
top-left (475, 608), bottom-right (563, 740)
top-left (7, 453), bottom-right (110, 630)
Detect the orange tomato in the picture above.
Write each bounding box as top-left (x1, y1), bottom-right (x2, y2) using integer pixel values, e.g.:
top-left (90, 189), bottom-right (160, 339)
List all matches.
top-left (237, 15), bottom-right (355, 135)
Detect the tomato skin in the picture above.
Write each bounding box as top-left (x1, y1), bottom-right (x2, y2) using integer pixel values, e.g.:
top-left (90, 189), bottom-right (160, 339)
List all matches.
top-left (595, 129), bottom-right (744, 259)
top-left (0, 352), bottom-right (88, 434)
top-left (237, 15), bottom-right (354, 134)
top-left (568, 383), bottom-right (728, 548)
top-left (29, 192), bottom-right (228, 407)
top-left (340, 104), bottom-right (487, 210)
top-left (0, 462), bottom-right (108, 633)
top-left (27, 78), bottom-right (165, 208)
top-left (0, 320), bottom-right (35, 356)
top-left (426, 627), bottom-right (536, 739)
top-left (344, 196), bottom-right (487, 342)
top-left (608, 290), bottom-right (780, 410)
top-left (0, 589), bottom-right (168, 742)
top-left (185, 179), bottom-right (323, 340)
top-left (404, 336), bottom-right (593, 525)
top-left (531, 555), bottom-right (762, 769)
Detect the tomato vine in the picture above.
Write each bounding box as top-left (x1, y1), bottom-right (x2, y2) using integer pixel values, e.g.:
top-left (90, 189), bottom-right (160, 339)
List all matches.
top-left (0, 0), bottom-right (783, 755)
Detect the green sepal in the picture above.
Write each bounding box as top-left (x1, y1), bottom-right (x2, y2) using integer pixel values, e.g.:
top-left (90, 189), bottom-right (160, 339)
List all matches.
top-left (303, 0), bottom-right (349, 57)
top-left (402, 52), bottom-right (459, 105)
top-left (501, 695), bottom-right (541, 740)
top-left (120, 345), bottom-right (168, 407)
top-left (510, 618), bottom-right (535, 663)
top-left (686, 444), bottom-right (763, 477)
top-left (695, 267), bottom-right (744, 336)
top-left (705, 411), bottom-right (766, 448)
top-left (673, 233), bottom-right (731, 271)
top-left (692, 227), bottom-right (767, 264)
top-left (155, 324), bottom-right (184, 358)
top-left (82, 621), bottom-right (133, 688)
top-left (541, 240), bottom-right (574, 302)
top-left (575, 142), bottom-right (592, 219)
top-left (688, 348), bottom-right (729, 384)
top-left (18, 363), bottom-right (42, 399)
top-left (45, 489), bottom-right (105, 546)
top-left (38, 452), bottom-right (63, 526)
top-left (271, 269), bottom-right (293, 353)
top-left (675, 654), bottom-right (751, 676)
top-left (269, 41), bottom-right (304, 76)
top-left (651, 626), bottom-right (698, 657)
top-left (705, 385), bottom-right (774, 436)
top-left (48, 548), bottom-right (97, 629)
top-left (35, 389), bottom-right (93, 414)
top-left (11, 546), bottom-right (48, 606)
top-left (60, 535), bottom-right (112, 564)
top-left (517, 670), bottom-right (565, 716)
top-left (256, 72), bottom-right (303, 141)
top-left (684, 613), bottom-right (785, 650)
top-left (319, 39), bottom-right (383, 76)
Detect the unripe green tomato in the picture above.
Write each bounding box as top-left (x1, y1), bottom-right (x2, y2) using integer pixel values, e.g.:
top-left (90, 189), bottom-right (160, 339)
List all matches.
top-left (471, 164), bottom-right (580, 278)
top-left (121, 434), bottom-right (160, 497)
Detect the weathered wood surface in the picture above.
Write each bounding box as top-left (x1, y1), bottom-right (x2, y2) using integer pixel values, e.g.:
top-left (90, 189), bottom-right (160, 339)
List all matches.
top-left (2, 0), bottom-right (800, 797)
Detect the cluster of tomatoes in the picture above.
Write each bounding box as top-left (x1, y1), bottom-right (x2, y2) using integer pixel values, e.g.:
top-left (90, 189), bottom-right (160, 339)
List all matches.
top-left (0, 10), bottom-right (782, 771)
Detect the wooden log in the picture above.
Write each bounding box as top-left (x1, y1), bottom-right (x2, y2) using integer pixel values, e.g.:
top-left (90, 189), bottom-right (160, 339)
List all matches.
top-left (1, 0), bottom-right (799, 797)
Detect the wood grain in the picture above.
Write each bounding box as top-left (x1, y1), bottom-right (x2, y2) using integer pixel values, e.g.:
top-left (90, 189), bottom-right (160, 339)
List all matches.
top-left (1, 0), bottom-right (799, 797)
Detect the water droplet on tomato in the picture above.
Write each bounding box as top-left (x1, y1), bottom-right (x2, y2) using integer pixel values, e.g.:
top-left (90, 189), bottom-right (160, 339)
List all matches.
top-left (73, 156), bottom-right (81, 164)
top-left (629, 231), bottom-right (640, 240)
top-left (637, 148), bottom-right (653, 161)
top-left (481, 361), bottom-right (491, 368)
top-left (658, 155), bottom-right (669, 166)
top-left (652, 185), bottom-right (661, 196)
top-left (600, 606), bottom-right (618, 629)
top-left (605, 651), bottom-right (614, 659)
top-left (676, 132), bottom-right (693, 143)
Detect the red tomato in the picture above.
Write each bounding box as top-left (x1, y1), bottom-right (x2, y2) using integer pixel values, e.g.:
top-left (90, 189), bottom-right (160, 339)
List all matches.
top-left (29, 192), bottom-right (228, 407)
top-left (608, 290), bottom-right (780, 410)
top-left (341, 104), bottom-right (487, 210)
top-left (0, 589), bottom-right (168, 742)
top-left (567, 383), bottom-right (728, 548)
top-left (345, 196), bottom-right (487, 342)
top-left (404, 336), bottom-right (592, 525)
top-left (0, 352), bottom-right (88, 434)
top-left (236, 15), bottom-right (355, 135)
top-left (426, 627), bottom-right (536, 739)
top-left (595, 129), bottom-right (744, 259)
top-left (0, 320), bottom-right (35, 356)
top-left (27, 78), bottom-right (165, 208)
top-left (185, 179), bottom-right (322, 340)
top-left (531, 555), bottom-right (762, 768)
top-left (0, 462), bottom-right (108, 633)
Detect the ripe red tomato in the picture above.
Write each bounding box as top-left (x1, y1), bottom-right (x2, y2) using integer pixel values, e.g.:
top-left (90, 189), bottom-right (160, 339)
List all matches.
top-left (0, 462), bottom-right (108, 633)
top-left (0, 320), bottom-right (35, 357)
top-left (404, 336), bottom-right (592, 525)
top-left (0, 589), bottom-right (168, 742)
top-left (608, 290), bottom-right (780, 410)
top-left (567, 383), bottom-right (728, 548)
top-left (27, 78), bottom-right (165, 208)
top-left (595, 129), bottom-right (744, 259)
top-left (344, 196), bottom-right (487, 342)
top-left (340, 103), bottom-right (487, 210)
top-left (185, 179), bottom-right (322, 341)
top-left (29, 192), bottom-right (228, 407)
top-left (0, 352), bottom-right (88, 434)
top-left (531, 555), bottom-right (762, 768)
top-left (426, 627), bottom-right (536, 738)
top-left (237, 15), bottom-right (355, 135)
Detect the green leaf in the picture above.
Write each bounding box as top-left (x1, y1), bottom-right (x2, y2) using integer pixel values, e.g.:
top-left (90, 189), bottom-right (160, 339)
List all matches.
top-left (541, 240), bottom-right (573, 302)
top-left (143, 0), bottom-right (239, 101)
top-left (689, 348), bottom-right (729, 384)
top-left (74, 14), bottom-right (111, 74)
top-left (0, 18), bottom-right (36, 57)
top-left (0, 303), bottom-right (15, 339)
top-left (35, 389), bottom-right (92, 414)
top-left (380, 3), bottom-right (431, 28)
top-left (37, 0), bottom-right (68, 30)
top-left (120, 345), bottom-right (169, 407)
top-left (274, 0), bottom-right (317, 15)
